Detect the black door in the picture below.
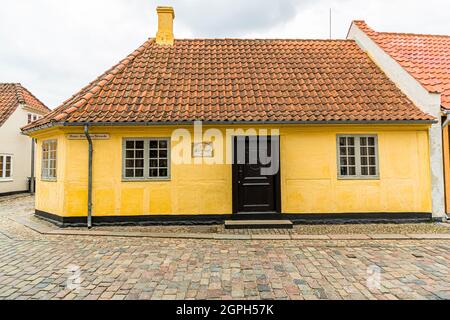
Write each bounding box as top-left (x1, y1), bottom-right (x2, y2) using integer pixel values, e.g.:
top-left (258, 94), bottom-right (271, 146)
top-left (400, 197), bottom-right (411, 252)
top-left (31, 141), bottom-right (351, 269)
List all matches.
top-left (232, 136), bottom-right (281, 214)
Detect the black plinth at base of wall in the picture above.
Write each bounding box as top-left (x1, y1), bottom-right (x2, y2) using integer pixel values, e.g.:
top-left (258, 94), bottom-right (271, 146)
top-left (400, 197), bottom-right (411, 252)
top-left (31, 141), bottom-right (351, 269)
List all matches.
top-left (0, 190), bottom-right (30, 197)
top-left (35, 210), bottom-right (433, 228)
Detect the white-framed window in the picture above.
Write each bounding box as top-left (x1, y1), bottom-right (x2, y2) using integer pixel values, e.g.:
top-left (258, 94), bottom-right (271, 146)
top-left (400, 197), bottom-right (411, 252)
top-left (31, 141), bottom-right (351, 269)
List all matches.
top-left (337, 135), bottom-right (379, 179)
top-left (0, 154), bottom-right (13, 180)
top-left (41, 140), bottom-right (57, 180)
top-left (123, 138), bottom-right (170, 180)
top-left (27, 113), bottom-right (40, 124)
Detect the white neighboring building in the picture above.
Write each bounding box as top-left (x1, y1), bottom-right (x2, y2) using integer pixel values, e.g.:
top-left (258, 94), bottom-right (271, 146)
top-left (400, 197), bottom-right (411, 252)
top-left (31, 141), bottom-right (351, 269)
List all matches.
top-left (0, 83), bottom-right (50, 196)
top-left (347, 21), bottom-right (450, 220)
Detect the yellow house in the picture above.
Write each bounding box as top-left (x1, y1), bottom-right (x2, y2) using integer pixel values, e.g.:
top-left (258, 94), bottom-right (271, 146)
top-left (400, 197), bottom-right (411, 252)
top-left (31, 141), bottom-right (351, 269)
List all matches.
top-left (23, 7), bottom-right (435, 227)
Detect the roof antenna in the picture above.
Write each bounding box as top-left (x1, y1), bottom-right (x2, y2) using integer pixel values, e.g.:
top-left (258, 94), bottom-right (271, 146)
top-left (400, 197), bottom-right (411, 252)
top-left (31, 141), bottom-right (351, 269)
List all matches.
top-left (329, 8), bottom-right (332, 39)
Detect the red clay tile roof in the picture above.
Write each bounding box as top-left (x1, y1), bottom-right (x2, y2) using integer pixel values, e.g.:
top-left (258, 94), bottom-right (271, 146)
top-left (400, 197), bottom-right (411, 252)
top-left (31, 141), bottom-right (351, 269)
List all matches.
top-left (23, 38), bottom-right (433, 132)
top-left (353, 21), bottom-right (450, 109)
top-left (0, 83), bottom-right (50, 127)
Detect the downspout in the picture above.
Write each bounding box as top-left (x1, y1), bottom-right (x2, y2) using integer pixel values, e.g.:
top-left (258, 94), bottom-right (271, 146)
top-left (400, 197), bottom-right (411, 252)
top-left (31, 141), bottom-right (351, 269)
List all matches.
top-left (84, 125), bottom-right (93, 229)
top-left (30, 138), bottom-right (35, 194)
top-left (441, 111), bottom-right (450, 221)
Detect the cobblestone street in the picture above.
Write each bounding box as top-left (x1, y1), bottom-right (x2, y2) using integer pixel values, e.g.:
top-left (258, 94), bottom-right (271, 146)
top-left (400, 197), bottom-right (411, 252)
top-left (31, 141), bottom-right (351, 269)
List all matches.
top-left (0, 195), bottom-right (449, 300)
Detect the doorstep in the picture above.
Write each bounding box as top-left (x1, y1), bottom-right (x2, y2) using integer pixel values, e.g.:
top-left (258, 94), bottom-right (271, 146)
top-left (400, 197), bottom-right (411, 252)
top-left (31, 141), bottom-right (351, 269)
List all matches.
top-left (224, 220), bottom-right (293, 230)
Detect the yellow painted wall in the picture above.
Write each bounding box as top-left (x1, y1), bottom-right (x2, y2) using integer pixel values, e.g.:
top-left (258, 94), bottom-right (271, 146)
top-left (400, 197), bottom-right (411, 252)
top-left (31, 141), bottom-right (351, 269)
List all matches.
top-left (31, 124), bottom-right (432, 217)
top-left (33, 129), bottom-right (67, 216)
top-left (443, 125), bottom-right (450, 214)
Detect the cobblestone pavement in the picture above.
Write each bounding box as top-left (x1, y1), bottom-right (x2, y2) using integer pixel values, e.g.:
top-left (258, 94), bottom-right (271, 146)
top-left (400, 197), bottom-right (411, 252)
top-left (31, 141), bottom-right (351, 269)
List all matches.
top-left (0, 195), bottom-right (449, 300)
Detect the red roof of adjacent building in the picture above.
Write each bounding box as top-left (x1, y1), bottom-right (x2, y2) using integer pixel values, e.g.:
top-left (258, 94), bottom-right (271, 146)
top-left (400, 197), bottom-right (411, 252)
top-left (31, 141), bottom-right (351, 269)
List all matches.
top-left (0, 83), bottom-right (50, 127)
top-left (353, 21), bottom-right (450, 109)
top-left (23, 38), bottom-right (433, 132)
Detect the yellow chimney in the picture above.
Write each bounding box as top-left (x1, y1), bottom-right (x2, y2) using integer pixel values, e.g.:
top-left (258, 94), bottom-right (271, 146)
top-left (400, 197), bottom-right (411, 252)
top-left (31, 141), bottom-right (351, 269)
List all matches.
top-left (156, 6), bottom-right (175, 45)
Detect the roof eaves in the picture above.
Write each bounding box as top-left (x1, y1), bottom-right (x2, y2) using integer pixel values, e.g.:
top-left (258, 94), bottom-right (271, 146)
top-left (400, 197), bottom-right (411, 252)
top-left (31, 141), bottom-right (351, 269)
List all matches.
top-left (22, 119), bottom-right (435, 135)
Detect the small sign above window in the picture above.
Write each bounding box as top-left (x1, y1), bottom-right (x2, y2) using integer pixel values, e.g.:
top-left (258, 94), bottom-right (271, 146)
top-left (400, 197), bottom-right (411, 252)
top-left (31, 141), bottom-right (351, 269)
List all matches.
top-left (192, 142), bottom-right (214, 158)
top-left (67, 134), bottom-right (110, 140)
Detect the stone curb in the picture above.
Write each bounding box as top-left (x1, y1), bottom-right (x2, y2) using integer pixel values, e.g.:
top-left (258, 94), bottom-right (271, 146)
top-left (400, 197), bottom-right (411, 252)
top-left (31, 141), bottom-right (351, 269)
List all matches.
top-left (10, 216), bottom-right (450, 241)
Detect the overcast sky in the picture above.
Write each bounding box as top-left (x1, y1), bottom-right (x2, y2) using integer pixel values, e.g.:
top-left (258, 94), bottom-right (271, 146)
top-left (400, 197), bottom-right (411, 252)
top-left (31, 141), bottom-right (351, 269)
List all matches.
top-left (0, 0), bottom-right (449, 109)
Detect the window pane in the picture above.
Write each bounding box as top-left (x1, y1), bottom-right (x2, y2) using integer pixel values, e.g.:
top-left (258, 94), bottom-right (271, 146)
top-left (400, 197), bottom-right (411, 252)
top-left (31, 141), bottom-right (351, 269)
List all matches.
top-left (369, 167), bottom-right (377, 175)
top-left (135, 159), bottom-right (144, 168)
top-left (126, 150), bottom-right (134, 159)
top-left (340, 167), bottom-right (348, 175)
top-left (361, 147), bottom-right (367, 156)
top-left (159, 140), bottom-right (168, 148)
top-left (349, 167), bottom-right (356, 175)
top-left (159, 159), bottom-right (168, 167)
top-left (361, 167), bottom-right (368, 175)
top-left (368, 147), bottom-right (375, 156)
top-left (347, 137), bottom-right (354, 145)
top-left (348, 157), bottom-right (355, 165)
top-left (368, 137), bottom-right (375, 145)
top-left (340, 157), bottom-right (347, 166)
top-left (126, 141), bottom-right (134, 149)
top-left (339, 138), bottom-right (346, 146)
top-left (125, 169), bottom-right (134, 177)
top-left (159, 169), bottom-right (168, 177)
top-left (339, 147), bottom-right (347, 155)
top-left (5, 170), bottom-right (11, 178)
top-left (361, 157), bottom-right (367, 165)
top-left (150, 150), bottom-right (158, 158)
top-left (135, 141), bottom-right (144, 149)
top-left (159, 150), bottom-right (167, 158)
top-left (348, 147), bottom-right (355, 156)
top-left (150, 140), bottom-right (158, 149)
top-left (360, 137), bottom-right (367, 146)
top-left (126, 159), bottom-right (134, 168)
top-left (135, 169), bottom-right (144, 177)
top-left (135, 150), bottom-right (144, 158)
top-left (150, 159), bottom-right (158, 167)
top-left (369, 157), bottom-right (376, 165)
top-left (149, 169), bottom-right (158, 177)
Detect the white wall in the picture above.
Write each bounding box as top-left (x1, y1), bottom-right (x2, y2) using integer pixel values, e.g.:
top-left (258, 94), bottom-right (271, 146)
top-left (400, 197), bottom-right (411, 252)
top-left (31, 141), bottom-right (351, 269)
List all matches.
top-left (348, 24), bottom-right (446, 219)
top-left (0, 106), bottom-right (37, 194)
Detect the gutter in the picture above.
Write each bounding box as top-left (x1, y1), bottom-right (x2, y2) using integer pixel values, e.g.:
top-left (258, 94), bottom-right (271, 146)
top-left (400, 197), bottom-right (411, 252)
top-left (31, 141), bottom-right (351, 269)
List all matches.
top-left (21, 119), bottom-right (437, 134)
top-left (84, 125), bottom-right (93, 229)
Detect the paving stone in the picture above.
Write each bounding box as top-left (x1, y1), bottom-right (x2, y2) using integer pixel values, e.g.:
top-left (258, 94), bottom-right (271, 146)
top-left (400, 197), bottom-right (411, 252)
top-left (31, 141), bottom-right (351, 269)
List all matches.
top-left (0, 195), bottom-right (450, 300)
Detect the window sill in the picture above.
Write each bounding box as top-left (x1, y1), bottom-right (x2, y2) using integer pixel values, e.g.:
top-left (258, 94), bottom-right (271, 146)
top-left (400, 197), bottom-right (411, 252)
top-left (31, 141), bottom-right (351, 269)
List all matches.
top-left (0, 179), bottom-right (13, 183)
top-left (122, 178), bottom-right (171, 182)
top-left (41, 178), bottom-right (57, 182)
top-left (338, 176), bottom-right (380, 181)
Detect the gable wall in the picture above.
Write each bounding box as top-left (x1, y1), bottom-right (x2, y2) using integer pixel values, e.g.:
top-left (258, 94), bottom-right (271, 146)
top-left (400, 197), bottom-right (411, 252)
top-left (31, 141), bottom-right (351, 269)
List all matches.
top-left (0, 106), bottom-right (33, 194)
top-left (348, 24), bottom-right (446, 218)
